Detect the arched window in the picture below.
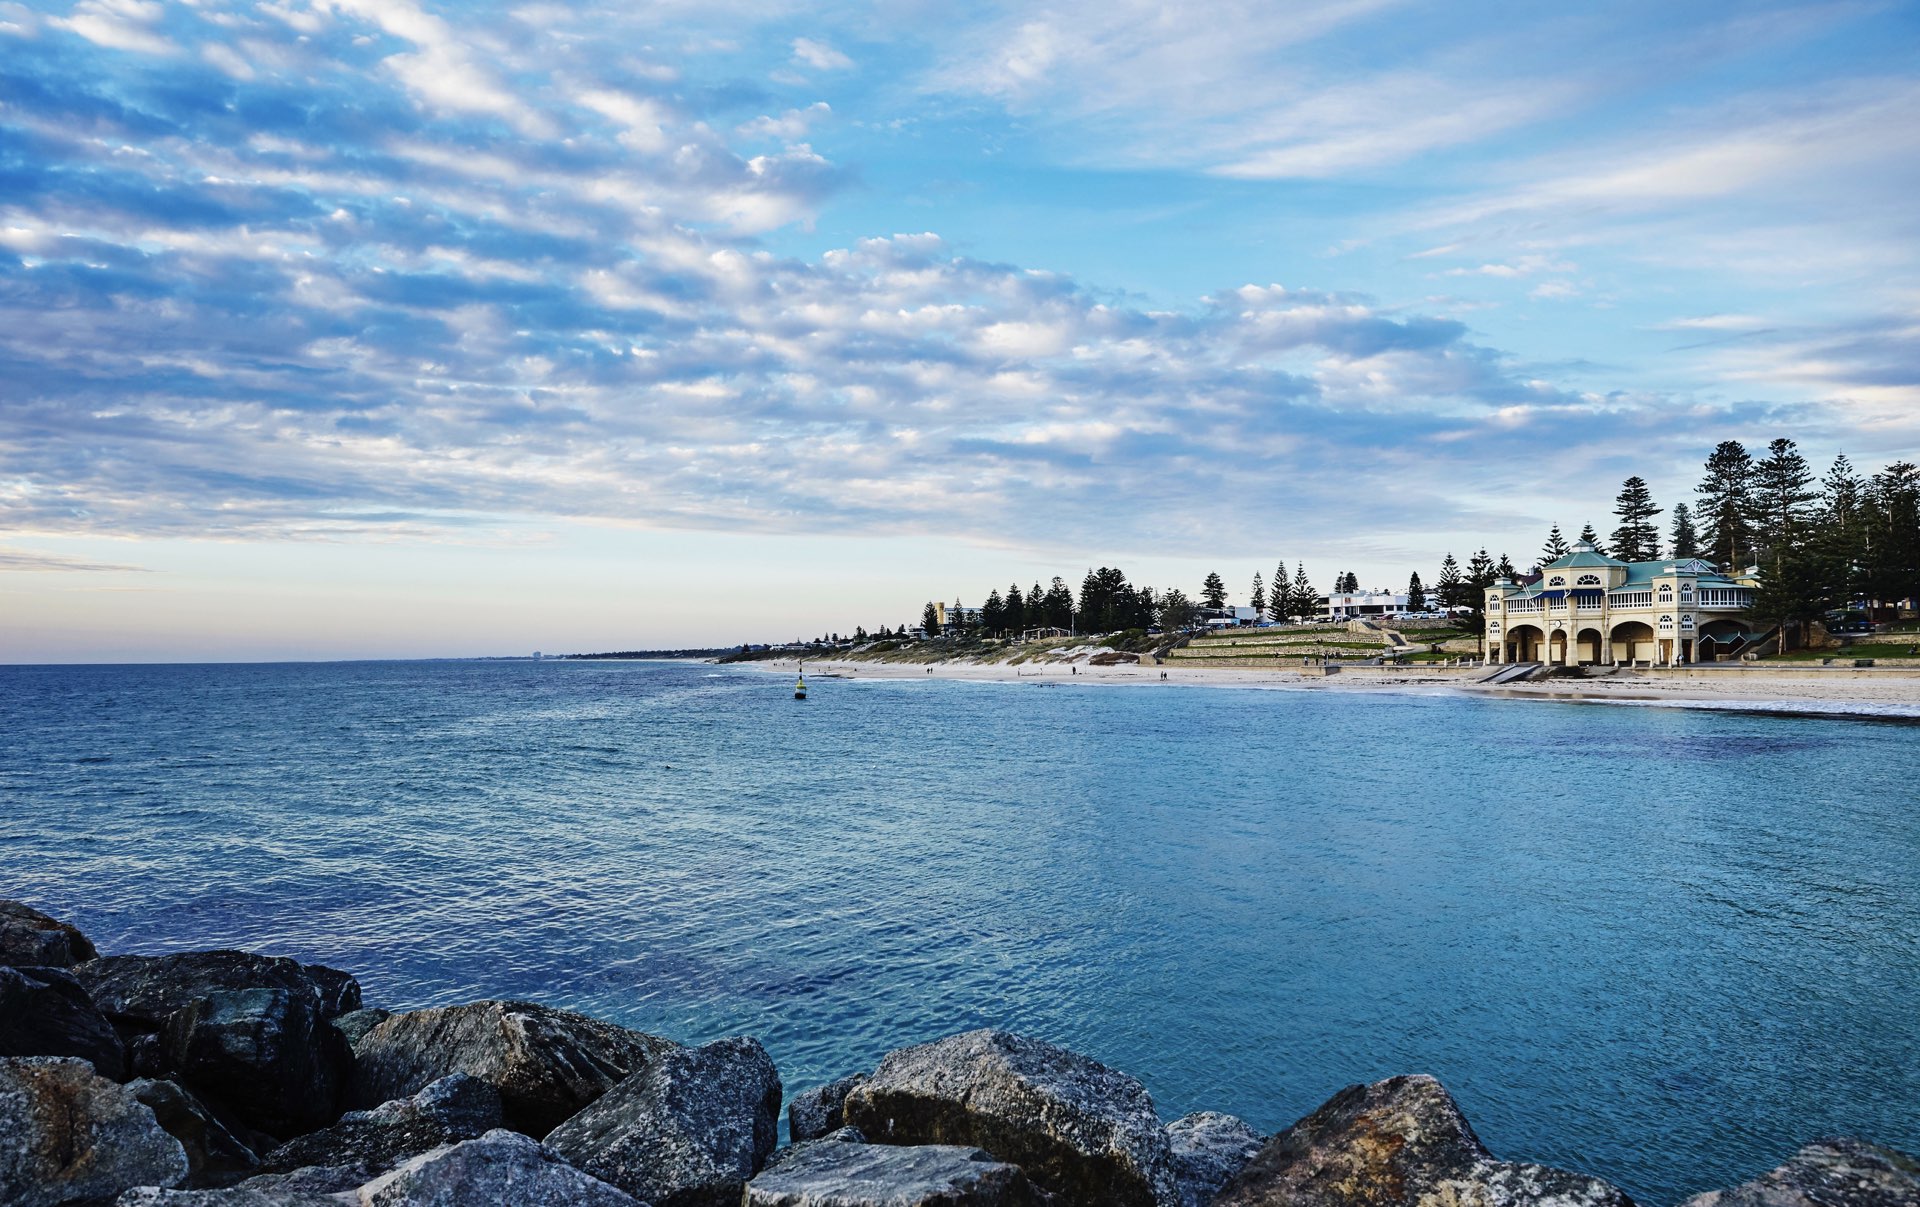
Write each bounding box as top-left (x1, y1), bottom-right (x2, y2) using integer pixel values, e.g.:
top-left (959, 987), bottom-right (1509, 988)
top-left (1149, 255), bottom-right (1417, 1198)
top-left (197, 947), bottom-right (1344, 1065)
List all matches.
top-left (1576, 574), bottom-right (1601, 586)
top-left (1548, 576), bottom-right (1566, 586)
top-left (1681, 614), bottom-right (1695, 629)
top-left (1658, 614), bottom-right (1675, 629)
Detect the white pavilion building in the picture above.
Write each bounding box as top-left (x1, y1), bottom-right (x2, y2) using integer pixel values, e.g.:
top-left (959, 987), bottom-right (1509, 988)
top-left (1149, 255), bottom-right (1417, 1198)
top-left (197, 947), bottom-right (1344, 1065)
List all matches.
top-left (1485, 541), bottom-right (1759, 667)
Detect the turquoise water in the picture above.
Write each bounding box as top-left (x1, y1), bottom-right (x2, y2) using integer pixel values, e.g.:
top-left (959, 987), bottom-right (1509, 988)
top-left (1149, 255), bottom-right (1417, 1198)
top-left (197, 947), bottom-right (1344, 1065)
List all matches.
top-left (2, 659), bottom-right (1916, 1203)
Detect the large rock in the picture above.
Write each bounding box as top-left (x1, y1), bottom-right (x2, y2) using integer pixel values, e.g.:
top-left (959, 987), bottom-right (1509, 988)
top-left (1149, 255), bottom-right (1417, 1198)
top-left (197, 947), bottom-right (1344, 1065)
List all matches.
top-left (74, 951), bottom-right (360, 1137)
top-left (1681, 1138), bottom-right (1918, 1207)
top-left (329, 1007), bottom-right (390, 1048)
top-left (75, 951), bottom-right (362, 1026)
top-left (789, 1073), bottom-right (868, 1142)
top-left (128, 1079), bottom-right (261, 1188)
top-left (841, 1028), bottom-right (1180, 1207)
top-left (0, 964), bottom-right (127, 1077)
top-left (0, 1055), bottom-right (189, 1207)
top-left (350, 1000), bottom-right (679, 1137)
top-left (356, 1128), bottom-right (643, 1206)
top-left (116, 1188), bottom-right (345, 1206)
top-left (746, 1140), bottom-right (1042, 1206)
top-left (1214, 1075), bottom-right (1633, 1207)
top-left (545, 1035), bottom-right (782, 1207)
top-left (1167, 1111), bottom-right (1264, 1207)
top-left (255, 1074), bottom-right (502, 1181)
top-left (0, 901), bottom-right (98, 968)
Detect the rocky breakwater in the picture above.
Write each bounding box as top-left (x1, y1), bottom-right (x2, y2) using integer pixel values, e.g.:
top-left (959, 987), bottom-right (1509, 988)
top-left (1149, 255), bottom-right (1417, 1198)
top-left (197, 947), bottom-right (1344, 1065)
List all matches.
top-left (2, 899), bottom-right (1915, 1207)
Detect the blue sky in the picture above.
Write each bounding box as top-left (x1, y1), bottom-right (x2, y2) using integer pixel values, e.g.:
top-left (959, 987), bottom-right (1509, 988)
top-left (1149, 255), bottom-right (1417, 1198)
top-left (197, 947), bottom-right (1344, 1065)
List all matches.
top-left (3, 0), bottom-right (1918, 658)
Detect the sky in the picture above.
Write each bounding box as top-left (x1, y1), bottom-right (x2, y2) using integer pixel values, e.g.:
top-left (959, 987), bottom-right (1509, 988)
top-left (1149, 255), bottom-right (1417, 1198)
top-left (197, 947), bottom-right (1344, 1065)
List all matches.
top-left (3, 0), bottom-right (1919, 659)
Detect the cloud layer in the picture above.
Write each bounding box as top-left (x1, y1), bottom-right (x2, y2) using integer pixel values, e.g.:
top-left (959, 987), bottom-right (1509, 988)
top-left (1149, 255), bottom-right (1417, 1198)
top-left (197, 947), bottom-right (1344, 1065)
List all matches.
top-left (2, 0), bottom-right (1913, 569)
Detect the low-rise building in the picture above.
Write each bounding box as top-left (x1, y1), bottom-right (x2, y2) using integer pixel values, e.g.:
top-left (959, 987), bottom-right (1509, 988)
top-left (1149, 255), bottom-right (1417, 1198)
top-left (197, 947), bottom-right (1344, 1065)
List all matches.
top-left (1199, 606), bottom-right (1262, 628)
top-left (1324, 590), bottom-right (1408, 619)
top-left (1485, 541), bottom-right (1758, 666)
top-left (934, 601), bottom-right (982, 629)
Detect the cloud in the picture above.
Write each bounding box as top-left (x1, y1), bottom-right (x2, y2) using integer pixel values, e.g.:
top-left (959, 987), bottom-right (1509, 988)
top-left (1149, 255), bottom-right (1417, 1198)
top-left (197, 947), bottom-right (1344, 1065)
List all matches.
top-left (1, 0), bottom-right (1910, 571)
top-left (924, 1), bottom-right (1617, 178)
top-left (50, 0), bottom-right (176, 55)
top-left (791, 36), bottom-right (852, 71)
top-left (737, 102), bottom-right (831, 141)
top-left (0, 547), bottom-right (150, 572)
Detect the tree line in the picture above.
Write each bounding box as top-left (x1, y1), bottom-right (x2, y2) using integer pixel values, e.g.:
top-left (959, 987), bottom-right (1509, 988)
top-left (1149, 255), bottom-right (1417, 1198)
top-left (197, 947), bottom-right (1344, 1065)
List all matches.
top-left (861, 439), bottom-right (1919, 648)
top-left (910, 558), bottom-right (1410, 639)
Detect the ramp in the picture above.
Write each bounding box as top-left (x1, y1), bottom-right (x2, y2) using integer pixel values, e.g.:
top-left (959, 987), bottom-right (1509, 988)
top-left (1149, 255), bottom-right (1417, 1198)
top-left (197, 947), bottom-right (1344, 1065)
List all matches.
top-left (1480, 662), bottom-right (1545, 684)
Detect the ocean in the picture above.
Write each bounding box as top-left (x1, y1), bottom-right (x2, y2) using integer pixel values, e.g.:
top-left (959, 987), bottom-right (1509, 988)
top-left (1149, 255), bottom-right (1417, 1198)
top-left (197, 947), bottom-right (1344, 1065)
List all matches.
top-left (2, 658), bottom-right (1915, 1203)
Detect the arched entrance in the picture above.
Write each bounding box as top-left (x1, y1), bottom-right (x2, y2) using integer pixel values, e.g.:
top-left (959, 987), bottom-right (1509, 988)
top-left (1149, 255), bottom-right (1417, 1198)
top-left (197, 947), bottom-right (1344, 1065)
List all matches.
top-left (1611, 621), bottom-right (1655, 665)
top-left (1506, 624), bottom-right (1545, 663)
top-left (1577, 627), bottom-right (1605, 665)
top-left (1548, 629), bottom-right (1569, 665)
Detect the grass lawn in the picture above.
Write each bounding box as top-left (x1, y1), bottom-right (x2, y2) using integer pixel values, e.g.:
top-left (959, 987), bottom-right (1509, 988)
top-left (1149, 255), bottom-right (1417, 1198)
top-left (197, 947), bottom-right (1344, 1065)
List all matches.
top-left (1759, 642), bottom-right (1920, 661)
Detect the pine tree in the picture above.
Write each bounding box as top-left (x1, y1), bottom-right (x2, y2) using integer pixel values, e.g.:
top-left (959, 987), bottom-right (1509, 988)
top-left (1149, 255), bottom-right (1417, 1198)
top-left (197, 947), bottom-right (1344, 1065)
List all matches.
top-left (1753, 546), bottom-right (1831, 655)
top-left (1043, 577), bottom-right (1075, 631)
top-left (921, 601), bottom-right (941, 637)
top-left (1201, 571), bottom-right (1227, 610)
top-left (1250, 572), bottom-right (1266, 617)
top-left (1541, 524), bottom-right (1570, 565)
top-left (982, 589), bottom-right (1005, 636)
top-left (1609, 476), bottom-right (1663, 562)
top-left (1004, 583), bottom-right (1027, 634)
top-left (1817, 455), bottom-right (1864, 605)
top-left (1075, 567), bottom-right (1136, 633)
top-left (1292, 564), bottom-right (1315, 617)
top-left (1669, 503), bottom-right (1700, 560)
top-left (1697, 440), bottom-right (1754, 570)
top-left (1270, 562), bottom-right (1290, 621)
top-left (1407, 572), bottom-right (1427, 612)
top-left (1496, 553), bottom-right (1516, 579)
top-left (1435, 554), bottom-right (1463, 610)
top-left (1159, 588), bottom-right (1195, 631)
top-left (1079, 568), bottom-right (1104, 630)
top-left (1752, 437), bottom-right (1816, 564)
top-left (1578, 523), bottom-right (1607, 555)
top-left (1862, 463), bottom-right (1920, 612)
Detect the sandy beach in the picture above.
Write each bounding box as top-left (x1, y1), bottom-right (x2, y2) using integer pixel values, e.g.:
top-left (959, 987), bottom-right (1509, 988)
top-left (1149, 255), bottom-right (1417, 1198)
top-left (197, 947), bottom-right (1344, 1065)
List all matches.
top-left (749, 655), bottom-right (1920, 720)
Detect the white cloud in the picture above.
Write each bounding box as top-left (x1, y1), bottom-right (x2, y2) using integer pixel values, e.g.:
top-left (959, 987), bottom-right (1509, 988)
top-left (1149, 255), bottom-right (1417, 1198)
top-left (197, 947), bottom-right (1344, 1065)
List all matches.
top-left (201, 41), bottom-right (255, 79)
top-left (51, 0), bottom-right (176, 55)
top-left (737, 102), bottom-right (831, 141)
top-left (327, 0), bottom-right (554, 135)
top-left (578, 88), bottom-right (675, 152)
top-left (790, 35), bottom-right (852, 71)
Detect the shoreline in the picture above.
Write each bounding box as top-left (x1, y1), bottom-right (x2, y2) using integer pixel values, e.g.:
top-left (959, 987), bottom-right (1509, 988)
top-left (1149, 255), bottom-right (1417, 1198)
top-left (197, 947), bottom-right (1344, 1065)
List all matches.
top-left (739, 655), bottom-right (1920, 721)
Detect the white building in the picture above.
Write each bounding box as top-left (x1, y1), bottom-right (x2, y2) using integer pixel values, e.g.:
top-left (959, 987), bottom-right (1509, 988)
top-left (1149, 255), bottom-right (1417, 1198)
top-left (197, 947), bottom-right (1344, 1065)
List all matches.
top-left (1323, 590), bottom-right (1408, 619)
top-left (1486, 540), bottom-right (1757, 666)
